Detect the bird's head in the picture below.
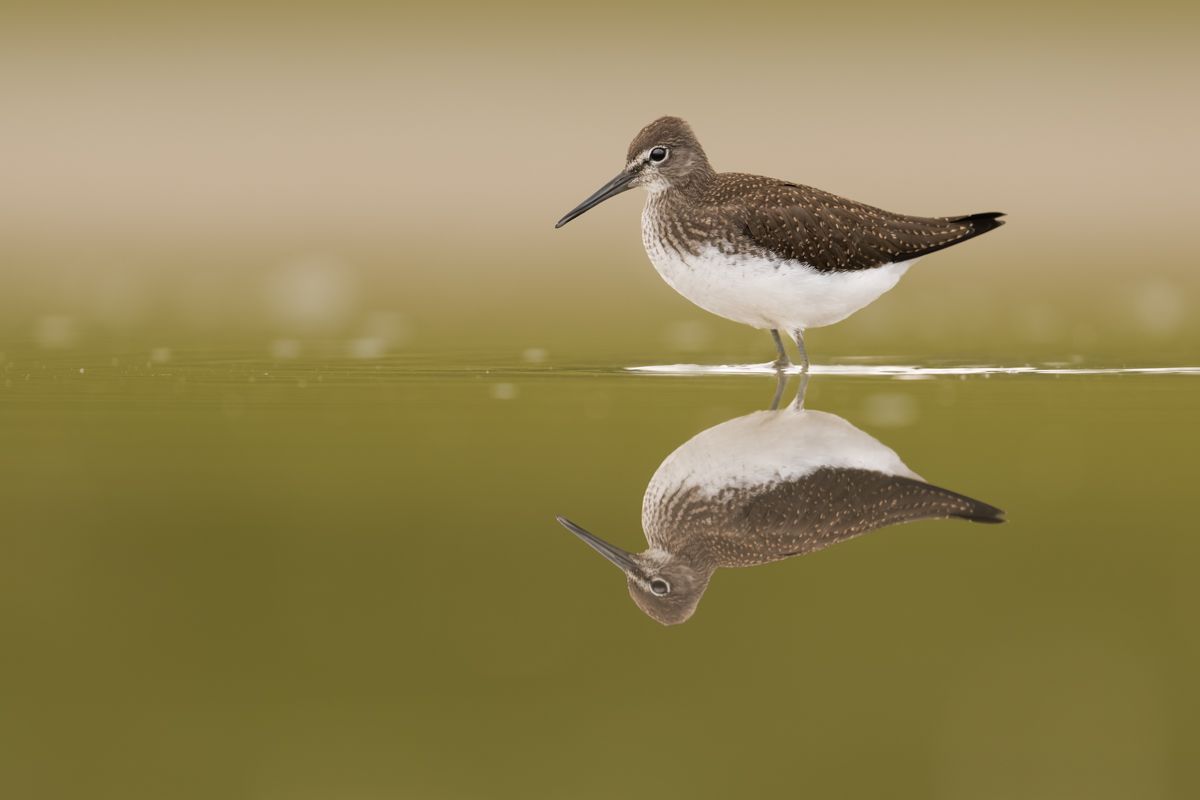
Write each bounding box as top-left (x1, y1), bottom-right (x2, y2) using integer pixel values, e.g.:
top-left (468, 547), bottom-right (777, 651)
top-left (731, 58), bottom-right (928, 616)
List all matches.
top-left (555, 116), bottom-right (713, 229)
top-left (556, 515), bottom-right (712, 626)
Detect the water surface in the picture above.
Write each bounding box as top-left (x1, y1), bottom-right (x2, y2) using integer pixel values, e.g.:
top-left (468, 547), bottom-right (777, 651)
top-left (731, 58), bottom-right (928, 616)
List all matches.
top-left (2, 349), bottom-right (1197, 799)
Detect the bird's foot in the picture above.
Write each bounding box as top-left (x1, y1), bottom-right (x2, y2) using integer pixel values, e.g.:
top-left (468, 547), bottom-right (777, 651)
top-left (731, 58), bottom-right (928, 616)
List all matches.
top-left (770, 357), bottom-right (792, 373)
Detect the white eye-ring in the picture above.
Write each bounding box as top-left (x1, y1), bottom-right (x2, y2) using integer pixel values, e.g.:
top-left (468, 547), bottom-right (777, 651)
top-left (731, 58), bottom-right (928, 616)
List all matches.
top-left (649, 577), bottom-right (671, 596)
top-left (648, 146), bottom-right (669, 164)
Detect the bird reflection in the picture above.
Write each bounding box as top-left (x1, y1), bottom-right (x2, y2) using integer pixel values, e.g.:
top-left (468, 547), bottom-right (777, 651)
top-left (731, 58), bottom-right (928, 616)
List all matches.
top-left (557, 379), bottom-right (1004, 625)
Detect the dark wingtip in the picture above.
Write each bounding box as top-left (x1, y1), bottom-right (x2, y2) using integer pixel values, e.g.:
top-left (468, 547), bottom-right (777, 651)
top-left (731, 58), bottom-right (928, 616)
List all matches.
top-left (954, 501), bottom-right (1007, 524)
top-left (909, 478), bottom-right (1007, 525)
top-left (888, 211), bottom-right (1006, 262)
top-left (950, 211), bottom-right (1007, 237)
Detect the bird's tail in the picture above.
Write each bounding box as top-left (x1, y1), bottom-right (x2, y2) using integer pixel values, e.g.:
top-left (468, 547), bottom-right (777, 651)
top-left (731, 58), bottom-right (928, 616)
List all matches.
top-left (885, 476), bottom-right (1007, 525)
top-left (953, 500), bottom-right (1006, 524)
top-left (944, 211), bottom-right (1006, 238)
top-left (930, 482), bottom-right (1007, 524)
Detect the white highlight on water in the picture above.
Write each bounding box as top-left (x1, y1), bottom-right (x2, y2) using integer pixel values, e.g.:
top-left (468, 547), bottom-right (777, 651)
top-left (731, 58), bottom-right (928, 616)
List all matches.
top-left (627, 363), bottom-right (1200, 377)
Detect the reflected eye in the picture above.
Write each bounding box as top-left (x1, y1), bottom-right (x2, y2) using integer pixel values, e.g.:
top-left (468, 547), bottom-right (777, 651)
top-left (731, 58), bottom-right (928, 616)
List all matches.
top-left (648, 147), bottom-right (668, 164)
top-left (649, 578), bottom-right (670, 596)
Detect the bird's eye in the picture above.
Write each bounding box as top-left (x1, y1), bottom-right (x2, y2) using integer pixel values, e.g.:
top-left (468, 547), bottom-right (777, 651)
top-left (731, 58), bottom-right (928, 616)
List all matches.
top-left (648, 147), bottom-right (668, 164)
top-left (650, 578), bottom-right (671, 596)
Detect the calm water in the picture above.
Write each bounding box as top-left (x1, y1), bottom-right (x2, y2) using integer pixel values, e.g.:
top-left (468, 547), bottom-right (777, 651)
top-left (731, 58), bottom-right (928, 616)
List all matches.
top-left (2, 348), bottom-right (1198, 799)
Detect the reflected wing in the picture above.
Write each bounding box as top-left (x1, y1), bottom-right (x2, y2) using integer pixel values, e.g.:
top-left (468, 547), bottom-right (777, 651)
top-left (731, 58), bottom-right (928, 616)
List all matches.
top-left (677, 468), bottom-right (1004, 567)
top-left (718, 175), bottom-right (1004, 272)
top-left (743, 468), bottom-right (1004, 559)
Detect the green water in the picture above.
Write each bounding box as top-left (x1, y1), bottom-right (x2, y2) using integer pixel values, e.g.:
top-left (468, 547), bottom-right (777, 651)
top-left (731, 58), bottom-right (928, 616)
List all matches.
top-left (2, 349), bottom-right (1198, 798)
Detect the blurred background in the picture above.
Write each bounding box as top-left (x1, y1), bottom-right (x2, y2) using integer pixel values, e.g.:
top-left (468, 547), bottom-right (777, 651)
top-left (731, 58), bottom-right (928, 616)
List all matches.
top-left (2, 3), bottom-right (1199, 800)
top-left (2, 0), bottom-right (1197, 362)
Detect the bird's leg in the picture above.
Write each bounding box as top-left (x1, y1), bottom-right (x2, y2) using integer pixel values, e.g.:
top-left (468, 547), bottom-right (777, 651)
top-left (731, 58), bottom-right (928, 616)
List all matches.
top-left (791, 329), bottom-right (810, 373)
top-left (769, 370), bottom-right (788, 410)
top-left (769, 329), bottom-right (791, 371)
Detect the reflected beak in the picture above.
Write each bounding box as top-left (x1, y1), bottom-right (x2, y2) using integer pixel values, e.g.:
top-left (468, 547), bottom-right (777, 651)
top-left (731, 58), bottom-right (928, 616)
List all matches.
top-left (555, 515), bottom-right (637, 573)
top-left (554, 168), bottom-right (638, 228)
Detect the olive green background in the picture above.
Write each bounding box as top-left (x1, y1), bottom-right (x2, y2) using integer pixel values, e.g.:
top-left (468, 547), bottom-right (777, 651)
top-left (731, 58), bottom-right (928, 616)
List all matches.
top-left (1, 2), bottom-right (1198, 798)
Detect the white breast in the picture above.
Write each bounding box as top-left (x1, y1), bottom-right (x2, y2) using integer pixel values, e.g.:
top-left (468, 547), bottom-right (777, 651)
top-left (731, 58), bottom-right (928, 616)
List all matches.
top-left (641, 202), bottom-right (915, 331)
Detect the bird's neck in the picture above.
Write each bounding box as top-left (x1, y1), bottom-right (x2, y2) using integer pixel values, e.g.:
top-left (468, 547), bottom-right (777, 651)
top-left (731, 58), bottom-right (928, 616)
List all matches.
top-left (671, 162), bottom-right (717, 199)
top-left (645, 166), bottom-right (717, 219)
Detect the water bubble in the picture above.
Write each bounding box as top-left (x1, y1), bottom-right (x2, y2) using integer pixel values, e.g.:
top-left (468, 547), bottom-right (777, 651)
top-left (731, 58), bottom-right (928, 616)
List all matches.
top-left (347, 337), bottom-right (386, 359)
top-left (266, 253), bottom-right (358, 332)
top-left (662, 320), bottom-right (714, 352)
top-left (269, 338), bottom-right (302, 359)
top-left (490, 382), bottom-right (518, 400)
top-left (522, 347), bottom-right (548, 364)
top-left (33, 315), bottom-right (78, 349)
top-left (90, 269), bottom-right (149, 328)
top-left (360, 311), bottom-right (410, 347)
top-left (861, 392), bottom-right (919, 428)
top-left (149, 347), bottom-right (172, 364)
top-left (1133, 280), bottom-right (1186, 337)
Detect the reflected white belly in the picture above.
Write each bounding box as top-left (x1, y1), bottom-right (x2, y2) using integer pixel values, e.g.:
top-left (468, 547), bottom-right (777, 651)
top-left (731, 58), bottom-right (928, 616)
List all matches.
top-left (641, 221), bottom-right (915, 331)
top-left (647, 408), bottom-right (920, 495)
top-left (642, 408), bottom-right (923, 535)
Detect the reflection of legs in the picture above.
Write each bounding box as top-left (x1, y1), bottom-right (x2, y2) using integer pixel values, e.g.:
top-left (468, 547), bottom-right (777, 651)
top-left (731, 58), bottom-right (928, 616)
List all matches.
top-left (791, 371), bottom-right (810, 411)
top-left (769, 371), bottom-right (788, 410)
top-left (791, 329), bottom-right (810, 373)
top-left (769, 329), bottom-right (790, 371)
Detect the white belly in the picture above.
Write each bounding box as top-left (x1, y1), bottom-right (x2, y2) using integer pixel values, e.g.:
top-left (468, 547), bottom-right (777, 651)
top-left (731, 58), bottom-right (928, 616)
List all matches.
top-left (641, 213), bottom-right (915, 331)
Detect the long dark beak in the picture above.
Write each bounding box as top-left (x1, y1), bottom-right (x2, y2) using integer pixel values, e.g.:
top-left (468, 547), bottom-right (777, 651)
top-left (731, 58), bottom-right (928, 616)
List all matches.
top-left (555, 168), bottom-right (638, 228)
top-left (555, 515), bottom-right (637, 572)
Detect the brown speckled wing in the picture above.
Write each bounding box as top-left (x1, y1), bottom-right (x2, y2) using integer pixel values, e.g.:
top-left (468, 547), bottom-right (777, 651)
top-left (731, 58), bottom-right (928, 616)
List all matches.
top-left (712, 174), bottom-right (1003, 272)
top-left (668, 467), bottom-right (1004, 569)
